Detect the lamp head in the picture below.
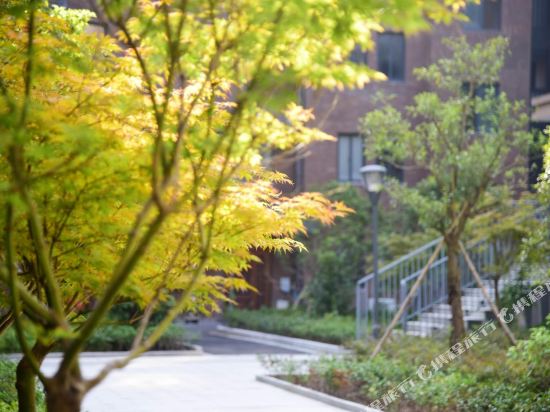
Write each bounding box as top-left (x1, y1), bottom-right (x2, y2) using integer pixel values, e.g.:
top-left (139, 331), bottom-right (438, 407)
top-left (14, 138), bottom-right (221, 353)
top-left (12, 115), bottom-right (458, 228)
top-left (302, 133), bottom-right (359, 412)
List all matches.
top-left (360, 164), bottom-right (387, 193)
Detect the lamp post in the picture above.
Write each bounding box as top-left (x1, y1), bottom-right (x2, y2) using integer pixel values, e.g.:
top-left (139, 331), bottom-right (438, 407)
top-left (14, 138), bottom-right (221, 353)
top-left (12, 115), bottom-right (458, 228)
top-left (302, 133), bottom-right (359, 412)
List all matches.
top-left (360, 164), bottom-right (386, 338)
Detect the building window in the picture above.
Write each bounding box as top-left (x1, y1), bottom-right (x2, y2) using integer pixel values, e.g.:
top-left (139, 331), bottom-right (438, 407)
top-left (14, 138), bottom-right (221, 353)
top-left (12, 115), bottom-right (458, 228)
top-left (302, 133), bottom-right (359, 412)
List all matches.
top-left (464, 0), bottom-right (501, 30)
top-left (50, 0), bottom-right (68, 6)
top-left (529, 122), bottom-right (548, 190)
top-left (380, 159), bottom-right (404, 183)
top-left (349, 45), bottom-right (368, 65)
top-left (338, 134), bottom-right (364, 182)
top-left (463, 83), bottom-right (500, 132)
top-left (531, 0), bottom-right (550, 95)
top-left (377, 33), bottom-right (405, 81)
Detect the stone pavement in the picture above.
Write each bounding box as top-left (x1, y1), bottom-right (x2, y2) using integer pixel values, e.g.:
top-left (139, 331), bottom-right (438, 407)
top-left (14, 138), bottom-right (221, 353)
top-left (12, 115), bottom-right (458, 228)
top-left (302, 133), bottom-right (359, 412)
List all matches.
top-left (41, 354), bottom-right (343, 412)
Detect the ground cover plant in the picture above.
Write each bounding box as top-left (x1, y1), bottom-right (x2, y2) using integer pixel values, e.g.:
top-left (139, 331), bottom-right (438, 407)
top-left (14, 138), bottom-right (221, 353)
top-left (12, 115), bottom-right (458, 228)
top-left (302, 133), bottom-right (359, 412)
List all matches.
top-left (265, 318), bottom-right (550, 411)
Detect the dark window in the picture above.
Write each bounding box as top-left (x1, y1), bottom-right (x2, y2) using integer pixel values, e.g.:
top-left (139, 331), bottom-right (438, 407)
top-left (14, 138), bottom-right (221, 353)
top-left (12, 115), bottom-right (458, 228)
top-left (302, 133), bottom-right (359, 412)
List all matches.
top-left (338, 134), bottom-right (364, 182)
top-left (464, 0), bottom-right (501, 30)
top-left (531, 0), bottom-right (550, 95)
top-left (379, 159), bottom-right (404, 183)
top-left (463, 82), bottom-right (500, 132)
top-left (529, 122), bottom-right (548, 190)
top-left (377, 33), bottom-right (405, 81)
top-left (349, 45), bottom-right (368, 65)
top-left (50, 0), bottom-right (68, 6)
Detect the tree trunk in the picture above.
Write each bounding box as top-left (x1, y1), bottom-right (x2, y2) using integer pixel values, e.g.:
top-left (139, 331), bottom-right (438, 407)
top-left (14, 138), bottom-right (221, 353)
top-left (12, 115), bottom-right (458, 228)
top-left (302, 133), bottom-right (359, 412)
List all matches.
top-left (16, 359), bottom-right (38, 412)
top-left (446, 238), bottom-right (466, 345)
top-left (16, 342), bottom-right (51, 412)
top-left (45, 374), bottom-right (84, 412)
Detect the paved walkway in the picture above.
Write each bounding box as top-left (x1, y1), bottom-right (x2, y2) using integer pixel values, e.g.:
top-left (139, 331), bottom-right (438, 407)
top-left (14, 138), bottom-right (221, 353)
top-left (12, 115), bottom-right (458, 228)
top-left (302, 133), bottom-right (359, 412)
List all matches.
top-left (41, 354), bottom-right (342, 412)
top-left (183, 318), bottom-right (303, 355)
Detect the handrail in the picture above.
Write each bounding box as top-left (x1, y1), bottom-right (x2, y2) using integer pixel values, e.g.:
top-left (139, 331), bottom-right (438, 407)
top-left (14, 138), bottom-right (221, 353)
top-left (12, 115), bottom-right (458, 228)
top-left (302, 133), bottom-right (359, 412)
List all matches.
top-left (399, 256), bottom-right (448, 284)
top-left (356, 237), bottom-right (442, 285)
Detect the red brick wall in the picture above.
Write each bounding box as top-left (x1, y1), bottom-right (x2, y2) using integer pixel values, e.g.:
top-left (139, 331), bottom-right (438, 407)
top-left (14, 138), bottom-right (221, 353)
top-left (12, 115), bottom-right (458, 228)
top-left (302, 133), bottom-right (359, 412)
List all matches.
top-left (302, 0), bottom-right (533, 191)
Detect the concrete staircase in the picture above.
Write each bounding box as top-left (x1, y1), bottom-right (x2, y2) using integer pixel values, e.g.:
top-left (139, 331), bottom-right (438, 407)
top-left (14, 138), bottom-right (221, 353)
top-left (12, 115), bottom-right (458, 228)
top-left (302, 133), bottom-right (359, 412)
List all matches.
top-left (404, 280), bottom-right (501, 337)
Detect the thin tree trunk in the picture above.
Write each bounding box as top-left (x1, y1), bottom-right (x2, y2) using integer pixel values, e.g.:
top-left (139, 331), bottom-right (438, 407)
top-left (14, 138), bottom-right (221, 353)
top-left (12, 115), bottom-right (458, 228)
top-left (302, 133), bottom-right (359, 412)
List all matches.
top-left (45, 373), bottom-right (84, 412)
top-left (16, 360), bottom-right (37, 412)
top-left (16, 342), bottom-right (51, 412)
top-left (446, 238), bottom-right (465, 345)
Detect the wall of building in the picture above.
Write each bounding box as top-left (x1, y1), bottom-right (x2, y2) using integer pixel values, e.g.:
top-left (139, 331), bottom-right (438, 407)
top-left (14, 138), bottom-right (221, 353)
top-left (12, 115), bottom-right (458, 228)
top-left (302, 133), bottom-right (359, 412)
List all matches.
top-left (301, 0), bottom-right (533, 191)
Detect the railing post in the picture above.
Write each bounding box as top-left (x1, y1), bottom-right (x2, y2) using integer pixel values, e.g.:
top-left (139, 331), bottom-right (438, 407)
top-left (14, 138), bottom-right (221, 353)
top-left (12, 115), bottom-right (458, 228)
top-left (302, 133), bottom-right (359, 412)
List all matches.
top-left (400, 279), bottom-right (407, 332)
top-left (355, 284), bottom-right (362, 340)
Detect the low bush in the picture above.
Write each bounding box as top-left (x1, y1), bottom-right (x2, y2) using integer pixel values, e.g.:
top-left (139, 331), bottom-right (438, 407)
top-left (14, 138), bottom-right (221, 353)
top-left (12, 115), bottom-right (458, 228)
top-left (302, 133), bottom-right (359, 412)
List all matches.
top-left (0, 324), bottom-right (190, 353)
top-left (266, 319), bottom-right (550, 412)
top-left (85, 324), bottom-right (190, 351)
top-left (0, 358), bottom-right (45, 412)
top-left (0, 359), bottom-right (17, 406)
top-left (86, 325), bottom-right (137, 351)
top-left (224, 308), bottom-right (355, 344)
top-left (0, 327), bottom-right (37, 355)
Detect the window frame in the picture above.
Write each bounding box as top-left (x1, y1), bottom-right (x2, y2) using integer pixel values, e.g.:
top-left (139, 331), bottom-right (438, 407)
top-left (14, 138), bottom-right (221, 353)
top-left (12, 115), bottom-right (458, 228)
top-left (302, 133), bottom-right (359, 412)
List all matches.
top-left (337, 133), bottom-right (365, 183)
top-left (377, 32), bottom-right (406, 81)
top-left (463, 0), bottom-right (502, 31)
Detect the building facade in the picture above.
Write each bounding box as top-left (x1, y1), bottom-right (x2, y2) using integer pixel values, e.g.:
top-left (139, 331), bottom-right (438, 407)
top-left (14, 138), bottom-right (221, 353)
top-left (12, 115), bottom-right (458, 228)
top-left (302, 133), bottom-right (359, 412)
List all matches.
top-left (301, 0), bottom-right (535, 191)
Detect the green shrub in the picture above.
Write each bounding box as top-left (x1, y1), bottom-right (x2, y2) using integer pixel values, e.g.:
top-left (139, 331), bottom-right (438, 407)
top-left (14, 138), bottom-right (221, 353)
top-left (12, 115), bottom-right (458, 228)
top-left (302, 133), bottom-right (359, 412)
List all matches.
top-left (0, 328), bottom-right (35, 354)
top-left (0, 359), bottom-right (17, 405)
top-left (86, 325), bottom-right (137, 351)
top-left (458, 381), bottom-right (550, 412)
top-left (224, 308), bottom-right (355, 344)
top-left (270, 325), bottom-right (550, 412)
top-left (85, 324), bottom-right (188, 351)
top-left (308, 355), bottom-right (414, 400)
top-left (147, 325), bottom-right (189, 350)
top-left (0, 358), bottom-right (45, 412)
top-left (409, 371), bottom-right (477, 409)
top-left (2, 322), bottom-right (189, 353)
top-left (507, 318), bottom-right (550, 391)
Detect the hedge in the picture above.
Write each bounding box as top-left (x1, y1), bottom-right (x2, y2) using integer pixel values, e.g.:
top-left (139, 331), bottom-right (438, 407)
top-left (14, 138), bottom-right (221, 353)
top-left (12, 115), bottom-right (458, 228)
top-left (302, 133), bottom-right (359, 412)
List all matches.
top-left (224, 308), bottom-right (355, 344)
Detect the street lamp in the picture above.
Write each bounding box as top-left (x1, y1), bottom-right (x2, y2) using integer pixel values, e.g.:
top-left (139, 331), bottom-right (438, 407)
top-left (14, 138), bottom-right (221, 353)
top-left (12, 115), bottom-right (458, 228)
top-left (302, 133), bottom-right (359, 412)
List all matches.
top-left (360, 164), bottom-right (386, 338)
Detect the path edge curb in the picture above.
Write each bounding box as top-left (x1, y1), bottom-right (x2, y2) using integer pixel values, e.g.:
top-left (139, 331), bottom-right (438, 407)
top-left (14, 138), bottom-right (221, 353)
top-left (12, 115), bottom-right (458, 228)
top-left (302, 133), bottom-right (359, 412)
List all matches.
top-left (215, 324), bottom-right (348, 354)
top-left (256, 375), bottom-right (381, 412)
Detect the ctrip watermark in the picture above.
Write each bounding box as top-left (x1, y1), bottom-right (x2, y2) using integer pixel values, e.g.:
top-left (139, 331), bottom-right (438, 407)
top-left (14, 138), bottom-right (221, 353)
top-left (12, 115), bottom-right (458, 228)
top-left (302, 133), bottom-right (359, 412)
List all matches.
top-left (368, 279), bottom-right (550, 411)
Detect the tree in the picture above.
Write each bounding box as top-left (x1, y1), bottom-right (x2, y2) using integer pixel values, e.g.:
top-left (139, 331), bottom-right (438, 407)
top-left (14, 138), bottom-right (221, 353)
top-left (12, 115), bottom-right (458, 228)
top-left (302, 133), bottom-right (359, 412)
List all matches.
top-left (0, 1), bottom-right (462, 411)
top-left (298, 182), bottom-right (436, 316)
top-left (361, 37), bottom-right (531, 345)
top-left (521, 127), bottom-right (550, 280)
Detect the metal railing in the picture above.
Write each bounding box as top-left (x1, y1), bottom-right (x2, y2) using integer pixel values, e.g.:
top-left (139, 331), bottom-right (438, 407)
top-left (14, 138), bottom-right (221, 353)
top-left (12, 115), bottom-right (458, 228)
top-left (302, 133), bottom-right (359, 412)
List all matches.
top-left (356, 237), bottom-right (444, 339)
top-left (355, 236), bottom-right (515, 339)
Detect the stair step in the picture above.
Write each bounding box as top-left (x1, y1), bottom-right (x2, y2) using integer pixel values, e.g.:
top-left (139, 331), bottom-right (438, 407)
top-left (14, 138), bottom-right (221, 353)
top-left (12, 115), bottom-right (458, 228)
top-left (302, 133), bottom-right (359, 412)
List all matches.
top-left (463, 287), bottom-right (496, 297)
top-left (407, 320), bottom-right (447, 331)
top-left (462, 296), bottom-right (485, 305)
top-left (433, 303), bottom-right (484, 313)
top-left (420, 312), bottom-right (452, 325)
top-left (405, 330), bottom-right (430, 338)
top-left (464, 312), bottom-right (488, 324)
